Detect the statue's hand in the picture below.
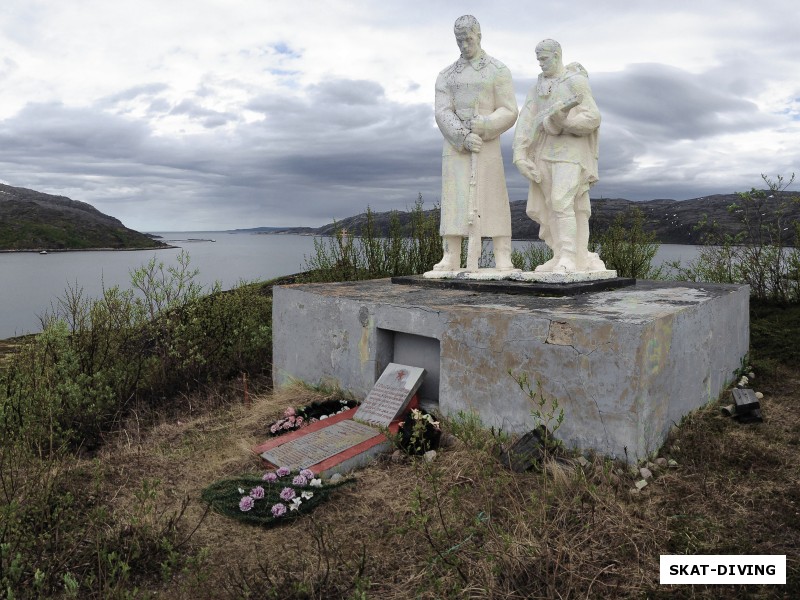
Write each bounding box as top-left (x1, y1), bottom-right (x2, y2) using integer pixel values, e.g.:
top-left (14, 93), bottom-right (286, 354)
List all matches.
top-left (514, 159), bottom-right (541, 183)
top-left (469, 115), bottom-right (487, 138)
top-left (464, 133), bottom-right (483, 153)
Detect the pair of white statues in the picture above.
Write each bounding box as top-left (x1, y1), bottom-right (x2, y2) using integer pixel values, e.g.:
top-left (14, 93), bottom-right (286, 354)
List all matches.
top-left (431, 15), bottom-right (606, 275)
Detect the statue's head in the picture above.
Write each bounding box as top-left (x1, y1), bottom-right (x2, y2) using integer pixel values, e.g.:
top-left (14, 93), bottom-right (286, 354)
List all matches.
top-left (535, 39), bottom-right (562, 77)
top-left (454, 15), bottom-right (481, 61)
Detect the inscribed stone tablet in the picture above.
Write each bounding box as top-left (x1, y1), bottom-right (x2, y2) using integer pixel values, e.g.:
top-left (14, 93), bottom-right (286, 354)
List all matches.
top-left (354, 363), bottom-right (425, 427)
top-left (260, 419), bottom-right (379, 471)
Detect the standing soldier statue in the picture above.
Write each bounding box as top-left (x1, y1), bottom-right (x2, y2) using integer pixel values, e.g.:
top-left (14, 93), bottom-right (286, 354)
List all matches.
top-left (513, 39), bottom-right (607, 272)
top-left (428, 15), bottom-right (518, 274)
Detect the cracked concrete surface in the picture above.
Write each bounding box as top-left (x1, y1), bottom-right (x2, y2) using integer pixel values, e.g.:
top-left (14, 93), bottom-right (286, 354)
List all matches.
top-left (273, 278), bottom-right (749, 462)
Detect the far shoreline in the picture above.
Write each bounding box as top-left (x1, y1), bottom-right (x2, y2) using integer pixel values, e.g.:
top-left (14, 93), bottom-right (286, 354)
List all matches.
top-left (0, 244), bottom-right (178, 254)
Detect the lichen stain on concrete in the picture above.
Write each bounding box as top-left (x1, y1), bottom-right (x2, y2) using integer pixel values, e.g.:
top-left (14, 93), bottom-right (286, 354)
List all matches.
top-left (644, 319), bottom-right (672, 378)
top-left (546, 321), bottom-right (573, 346)
top-left (358, 316), bottom-right (373, 365)
top-left (329, 329), bottom-right (350, 369)
top-left (581, 287), bottom-right (710, 323)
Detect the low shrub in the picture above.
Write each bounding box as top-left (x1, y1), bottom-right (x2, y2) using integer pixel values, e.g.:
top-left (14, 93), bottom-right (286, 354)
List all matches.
top-left (302, 194), bottom-right (442, 282)
top-left (669, 174), bottom-right (800, 303)
top-left (594, 207), bottom-right (663, 279)
top-left (0, 251), bottom-right (273, 454)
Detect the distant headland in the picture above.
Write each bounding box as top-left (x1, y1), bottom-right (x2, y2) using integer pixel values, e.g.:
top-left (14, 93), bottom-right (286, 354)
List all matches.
top-left (0, 183), bottom-right (171, 252)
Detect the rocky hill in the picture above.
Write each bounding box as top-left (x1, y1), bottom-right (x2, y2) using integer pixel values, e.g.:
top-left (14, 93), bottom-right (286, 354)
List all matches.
top-left (271, 192), bottom-right (800, 245)
top-left (0, 184), bottom-right (168, 251)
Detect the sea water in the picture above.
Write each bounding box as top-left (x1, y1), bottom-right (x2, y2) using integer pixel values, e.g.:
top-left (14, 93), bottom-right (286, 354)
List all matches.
top-left (0, 234), bottom-right (700, 340)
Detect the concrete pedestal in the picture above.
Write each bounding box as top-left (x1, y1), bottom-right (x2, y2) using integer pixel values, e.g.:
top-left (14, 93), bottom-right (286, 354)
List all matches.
top-left (272, 278), bottom-right (749, 462)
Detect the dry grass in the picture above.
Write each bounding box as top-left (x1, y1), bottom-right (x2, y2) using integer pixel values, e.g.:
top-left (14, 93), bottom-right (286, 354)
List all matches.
top-left (72, 365), bottom-right (799, 599)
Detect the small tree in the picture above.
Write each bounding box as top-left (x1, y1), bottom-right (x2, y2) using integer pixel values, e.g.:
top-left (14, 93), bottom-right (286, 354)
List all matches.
top-left (595, 207), bottom-right (662, 279)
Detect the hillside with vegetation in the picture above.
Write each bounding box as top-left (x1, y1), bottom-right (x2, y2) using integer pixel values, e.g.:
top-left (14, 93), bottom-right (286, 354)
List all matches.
top-left (0, 183), bottom-right (169, 251)
top-left (271, 189), bottom-right (800, 246)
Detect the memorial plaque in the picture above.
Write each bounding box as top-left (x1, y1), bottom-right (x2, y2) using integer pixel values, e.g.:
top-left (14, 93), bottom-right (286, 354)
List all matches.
top-left (354, 363), bottom-right (425, 427)
top-left (260, 419), bottom-right (379, 471)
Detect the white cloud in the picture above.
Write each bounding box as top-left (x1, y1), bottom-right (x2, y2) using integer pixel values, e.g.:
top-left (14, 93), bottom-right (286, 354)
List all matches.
top-left (0, 0), bottom-right (798, 229)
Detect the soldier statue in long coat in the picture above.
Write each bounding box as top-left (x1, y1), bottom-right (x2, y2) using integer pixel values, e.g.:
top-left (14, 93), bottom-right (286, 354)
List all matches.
top-left (431, 15), bottom-right (518, 272)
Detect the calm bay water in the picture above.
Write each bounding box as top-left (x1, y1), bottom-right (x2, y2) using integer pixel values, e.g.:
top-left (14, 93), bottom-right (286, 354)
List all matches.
top-left (0, 233), bottom-right (317, 340)
top-left (0, 234), bottom-right (700, 340)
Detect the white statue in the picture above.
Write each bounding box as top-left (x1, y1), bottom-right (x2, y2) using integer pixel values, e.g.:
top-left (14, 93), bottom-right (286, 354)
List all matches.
top-left (429, 15), bottom-right (518, 274)
top-left (512, 39), bottom-right (606, 272)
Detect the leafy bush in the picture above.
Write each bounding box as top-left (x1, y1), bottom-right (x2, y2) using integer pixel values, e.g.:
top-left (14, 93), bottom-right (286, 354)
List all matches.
top-left (303, 195), bottom-right (442, 282)
top-left (594, 207), bottom-right (662, 278)
top-left (0, 251), bottom-right (272, 454)
top-left (0, 251), bottom-right (269, 597)
top-left (669, 174), bottom-right (800, 303)
top-left (511, 241), bottom-right (553, 271)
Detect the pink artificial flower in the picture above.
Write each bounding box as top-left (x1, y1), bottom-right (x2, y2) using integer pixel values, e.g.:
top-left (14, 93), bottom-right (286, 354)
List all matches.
top-left (276, 467), bottom-right (290, 477)
top-left (271, 503), bottom-right (287, 517)
top-left (250, 486), bottom-right (265, 499)
top-left (239, 496), bottom-right (255, 512)
top-left (292, 475), bottom-right (308, 486)
top-left (262, 471), bottom-right (278, 483)
top-left (270, 424), bottom-right (279, 434)
top-left (299, 469), bottom-right (314, 479)
top-left (279, 487), bottom-right (296, 501)
top-left (284, 407), bottom-right (296, 417)
top-left (296, 417), bottom-right (305, 427)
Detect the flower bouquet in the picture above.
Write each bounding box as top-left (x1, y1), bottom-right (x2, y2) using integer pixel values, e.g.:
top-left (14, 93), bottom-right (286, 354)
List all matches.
top-left (201, 467), bottom-right (351, 527)
top-left (397, 408), bottom-right (442, 455)
top-left (267, 398), bottom-right (358, 437)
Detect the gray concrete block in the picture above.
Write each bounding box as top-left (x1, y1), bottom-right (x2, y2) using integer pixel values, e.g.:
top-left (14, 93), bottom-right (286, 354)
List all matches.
top-left (272, 279), bottom-right (749, 462)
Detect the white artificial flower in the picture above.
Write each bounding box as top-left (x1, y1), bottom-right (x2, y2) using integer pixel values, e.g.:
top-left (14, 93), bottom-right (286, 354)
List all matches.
top-left (237, 487), bottom-right (245, 494)
top-left (301, 491), bottom-right (314, 500)
top-left (310, 478), bottom-right (323, 488)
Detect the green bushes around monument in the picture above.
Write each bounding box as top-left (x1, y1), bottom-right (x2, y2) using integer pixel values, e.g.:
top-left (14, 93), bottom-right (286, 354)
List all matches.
top-left (0, 251), bottom-right (273, 596)
top-left (303, 195), bottom-right (443, 282)
top-left (1, 250), bottom-right (272, 455)
top-left (510, 206), bottom-right (662, 277)
top-left (302, 192), bottom-right (666, 278)
top-left (669, 174), bottom-right (800, 303)
top-left (593, 207), bottom-right (663, 279)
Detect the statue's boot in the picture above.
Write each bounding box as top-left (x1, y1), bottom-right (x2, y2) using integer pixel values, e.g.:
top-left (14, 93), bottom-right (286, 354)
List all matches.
top-left (432, 235), bottom-right (462, 271)
top-left (574, 211), bottom-right (607, 271)
top-left (492, 236), bottom-right (516, 271)
top-left (574, 211), bottom-right (591, 270)
top-left (534, 219), bottom-right (561, 272)
top-left (535, 255), bottom-right (560, 272)
top-left (553, 214), bottom-right (578, 272)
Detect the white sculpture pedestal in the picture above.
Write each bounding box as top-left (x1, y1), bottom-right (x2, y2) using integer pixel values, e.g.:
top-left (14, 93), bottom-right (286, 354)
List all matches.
top-left (511, 270), bottom-right (617, 283)
top-left (422, 268), bottom-right (522, 280)
top-left (423, 268), bottom-right (618, 283)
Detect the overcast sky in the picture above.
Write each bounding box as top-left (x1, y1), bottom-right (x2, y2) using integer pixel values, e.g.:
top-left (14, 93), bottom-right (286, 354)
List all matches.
top-left (1, 1), bottom-right (798, 231)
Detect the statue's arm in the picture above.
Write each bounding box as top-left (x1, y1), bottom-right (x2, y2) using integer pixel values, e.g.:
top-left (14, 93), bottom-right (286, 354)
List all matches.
top-left (475, 65), bottom-right (518, 140)
top-left (512, 89), bottom-right (536, 164)
top-left (558, 76), bottom-right (600, 136)
top-left (435, 72), bottom-right (469, 151)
